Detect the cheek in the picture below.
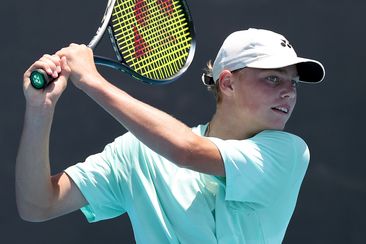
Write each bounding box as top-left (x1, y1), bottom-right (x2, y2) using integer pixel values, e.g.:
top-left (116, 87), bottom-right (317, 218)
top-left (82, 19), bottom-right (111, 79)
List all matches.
top-left (238, 92), bottom-right (267, 113)
top-left (234, 80), bottom-right (272, 113)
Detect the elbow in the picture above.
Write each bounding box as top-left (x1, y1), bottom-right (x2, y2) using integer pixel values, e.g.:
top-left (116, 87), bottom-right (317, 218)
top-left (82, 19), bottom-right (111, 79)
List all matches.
top-left (18, 210), bottom-right (41, 223)
top-left (18, 208), bottom-right (50, 223)
top-left (16, 200), bottom-right (52, 222)
top-left (18, 212), bottom-right (42, 223)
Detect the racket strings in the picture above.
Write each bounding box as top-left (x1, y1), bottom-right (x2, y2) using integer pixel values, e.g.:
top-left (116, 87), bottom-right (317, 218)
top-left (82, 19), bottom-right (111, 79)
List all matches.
top-left (113, 0), bottom-right (190, 70)
top-left (130, 15), bottom-right (190, 77)
top-left (113, 13), bottom-right (189, 62)
top-left (137, 1), bottom-right (189, 77)
top-left (111, 0), bottom-right (192, 80)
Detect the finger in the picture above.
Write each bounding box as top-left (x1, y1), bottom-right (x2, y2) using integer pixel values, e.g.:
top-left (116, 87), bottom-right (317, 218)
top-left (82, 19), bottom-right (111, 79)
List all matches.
top-left (24, 54), bottom-right (52, 76)
top-left (44, 57), bottom-right (70, 92)
top-left (28, 54), bottom-right (59, 74)
top-left (38, 55), bottom-right (62, 78)
top-left (41, 54), bottom-right (61, 63)
top-left (55, 47), bottom-right (69, 58)
top-left (57, 43), bottom-right (90, 57)
top-left (36, 61), bottom-right (57, 78)
top-left (60, 56), bottom-right (71, 76)
top-left (56, 43), bottom-right (79, 56)
top-left (47, 54), bottom-right (62, 73)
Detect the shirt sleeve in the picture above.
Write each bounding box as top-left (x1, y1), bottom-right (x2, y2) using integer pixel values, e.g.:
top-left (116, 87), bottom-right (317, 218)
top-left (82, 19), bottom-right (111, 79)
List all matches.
top-left (64, 133), bottom-right (136, 222)
top-left (208, 130), bottom-right (309, 207)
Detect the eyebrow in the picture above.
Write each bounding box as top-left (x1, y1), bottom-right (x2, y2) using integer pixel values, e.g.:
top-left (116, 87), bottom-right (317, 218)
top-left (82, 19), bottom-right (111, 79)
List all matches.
top-left (263, 68), bottom-right (299, 79)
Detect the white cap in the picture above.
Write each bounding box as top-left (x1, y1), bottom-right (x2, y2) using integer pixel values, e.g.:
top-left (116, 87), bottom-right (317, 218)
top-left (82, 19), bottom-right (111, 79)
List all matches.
top-left (212, 28), bottom-right (325, 83)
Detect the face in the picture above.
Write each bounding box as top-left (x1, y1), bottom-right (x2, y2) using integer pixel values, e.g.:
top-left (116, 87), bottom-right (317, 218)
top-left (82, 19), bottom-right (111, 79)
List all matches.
top-left (228, 65), bottom-right (298, 133)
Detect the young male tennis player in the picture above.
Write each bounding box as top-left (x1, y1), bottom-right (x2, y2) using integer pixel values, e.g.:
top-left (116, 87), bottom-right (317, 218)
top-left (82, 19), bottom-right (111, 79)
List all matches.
top-left (17, 28), bottom-right (325, 243)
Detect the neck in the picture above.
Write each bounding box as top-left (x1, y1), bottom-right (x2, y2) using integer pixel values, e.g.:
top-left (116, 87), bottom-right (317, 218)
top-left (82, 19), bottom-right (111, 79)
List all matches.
top-left (206, 105), bottom-right (262, 140)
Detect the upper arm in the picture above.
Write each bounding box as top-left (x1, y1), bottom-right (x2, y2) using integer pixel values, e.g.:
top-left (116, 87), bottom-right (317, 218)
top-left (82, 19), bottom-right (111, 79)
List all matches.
top-left (17, 172), bottom-right (87, 222)
top-left (47, 172), bottom-right (87, 220)
top-left (178, 134), bottom-right (225, 176)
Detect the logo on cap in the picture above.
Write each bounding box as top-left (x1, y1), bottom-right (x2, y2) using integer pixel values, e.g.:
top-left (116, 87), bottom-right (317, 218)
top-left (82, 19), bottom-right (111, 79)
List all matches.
top-left (281, 39), bottom-right (292, 49)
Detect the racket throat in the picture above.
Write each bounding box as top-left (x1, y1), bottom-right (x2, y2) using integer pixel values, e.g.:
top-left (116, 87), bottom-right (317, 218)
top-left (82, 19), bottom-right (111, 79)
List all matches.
top-left (107, 26), bottom-right (124, 63)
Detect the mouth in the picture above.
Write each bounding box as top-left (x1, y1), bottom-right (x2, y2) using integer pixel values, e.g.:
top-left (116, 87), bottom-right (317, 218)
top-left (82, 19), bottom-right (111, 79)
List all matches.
top-left (271, 106), bottom-right (290, 114)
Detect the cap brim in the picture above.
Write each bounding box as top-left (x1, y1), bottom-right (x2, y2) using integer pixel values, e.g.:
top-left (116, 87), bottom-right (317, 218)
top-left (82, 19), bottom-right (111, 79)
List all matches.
top-left (246, 56), bottom-right (325, 83)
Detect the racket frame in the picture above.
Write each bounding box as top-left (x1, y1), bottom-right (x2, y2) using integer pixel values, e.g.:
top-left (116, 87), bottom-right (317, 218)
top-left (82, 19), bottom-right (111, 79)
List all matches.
top-left (97, 0), bottom-right (196, 84)
top-left (30, 0), bottom-right (196, 88)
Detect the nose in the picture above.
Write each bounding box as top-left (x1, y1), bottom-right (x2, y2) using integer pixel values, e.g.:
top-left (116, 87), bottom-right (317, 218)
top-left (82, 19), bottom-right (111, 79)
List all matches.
top-left (280, 81), bottom-right (297, 99)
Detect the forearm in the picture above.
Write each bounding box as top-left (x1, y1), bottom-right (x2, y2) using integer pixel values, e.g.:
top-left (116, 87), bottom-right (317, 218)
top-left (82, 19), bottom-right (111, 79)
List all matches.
top-left (15, 106), bottom-right (56, 221)
top-left (56, 44), bottom-right (218, 169)
top-left (55, 41), bottom-right (224, 174)
top-left (80, 74), bottom-right (195, 165)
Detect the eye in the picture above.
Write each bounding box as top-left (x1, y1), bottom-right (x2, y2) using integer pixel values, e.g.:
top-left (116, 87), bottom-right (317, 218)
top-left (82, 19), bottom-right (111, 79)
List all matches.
top-left (291, 80), bottom-right (298, 87)
top-left (266, 75), bottom-right (280, 84)
top-left (291, 77), bottom-right (300, 87)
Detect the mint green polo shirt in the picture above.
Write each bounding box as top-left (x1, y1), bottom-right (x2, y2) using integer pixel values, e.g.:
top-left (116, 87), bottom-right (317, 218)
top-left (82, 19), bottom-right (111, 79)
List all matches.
top-left (65, 124), bottom-right (309, 243)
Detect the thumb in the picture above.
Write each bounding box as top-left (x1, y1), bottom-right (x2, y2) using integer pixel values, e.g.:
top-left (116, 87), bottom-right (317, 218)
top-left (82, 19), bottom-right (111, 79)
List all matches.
top-left (60, 56), bottom-right (71, 78)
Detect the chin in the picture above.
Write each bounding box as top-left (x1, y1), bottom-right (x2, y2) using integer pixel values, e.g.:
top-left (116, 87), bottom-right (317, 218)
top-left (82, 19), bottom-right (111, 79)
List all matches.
top-left (266, 123), bottom-right (286, 131)
top-left (272, 118), bottom-right (289, 130)
top-left (257, 118), bottom-right (287, 132)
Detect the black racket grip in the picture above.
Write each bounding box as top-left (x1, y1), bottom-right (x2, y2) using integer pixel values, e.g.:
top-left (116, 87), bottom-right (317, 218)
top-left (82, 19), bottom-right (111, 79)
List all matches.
top-left (30, 69), bottom-right (53, 89)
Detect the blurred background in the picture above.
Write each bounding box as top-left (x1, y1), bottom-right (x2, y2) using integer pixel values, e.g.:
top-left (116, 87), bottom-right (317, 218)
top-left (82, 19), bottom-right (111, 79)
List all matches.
top-left (2, 0), bottom-right (365, 243)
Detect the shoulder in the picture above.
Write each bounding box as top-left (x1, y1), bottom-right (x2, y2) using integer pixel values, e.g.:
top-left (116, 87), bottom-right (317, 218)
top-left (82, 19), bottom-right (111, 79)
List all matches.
top-left (254, 130), bottom-right (305, 143)
top-left (252, 130), bottom-right (310, 164)
top-left (216, 130), bottom-right (310, 206)
top-left (214, 130), bottom-right (308, 153)
top-left (220, 130), bottom-right (309, 165)
top-left (253, 130), bottom-right (308, 149)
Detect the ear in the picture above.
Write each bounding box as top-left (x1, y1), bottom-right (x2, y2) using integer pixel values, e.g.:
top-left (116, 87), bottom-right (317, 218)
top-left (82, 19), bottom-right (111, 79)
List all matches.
top-left (218, 70), bottom-right (234, 96)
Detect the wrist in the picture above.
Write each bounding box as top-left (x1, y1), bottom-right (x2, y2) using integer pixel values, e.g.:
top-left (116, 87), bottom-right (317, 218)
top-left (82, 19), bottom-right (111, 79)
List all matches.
top-left (25, 103), bottom-right (55, 121)
top-left (78, 72), bottom-right (107, 93)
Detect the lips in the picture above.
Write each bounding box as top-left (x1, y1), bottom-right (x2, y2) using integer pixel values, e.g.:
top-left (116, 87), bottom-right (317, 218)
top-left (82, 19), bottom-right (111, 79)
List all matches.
top-left (272, 105), bottom-right (290, 114)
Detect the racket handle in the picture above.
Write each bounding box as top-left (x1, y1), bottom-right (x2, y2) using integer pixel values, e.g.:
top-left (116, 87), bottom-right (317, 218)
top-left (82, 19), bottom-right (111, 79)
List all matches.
top-left (30, 69), bottom-right (53, 89)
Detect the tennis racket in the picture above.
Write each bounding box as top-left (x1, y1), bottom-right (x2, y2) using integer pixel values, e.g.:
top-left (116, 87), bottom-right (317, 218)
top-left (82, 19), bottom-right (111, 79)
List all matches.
top-left (30, 0), bottom-right (195, 89)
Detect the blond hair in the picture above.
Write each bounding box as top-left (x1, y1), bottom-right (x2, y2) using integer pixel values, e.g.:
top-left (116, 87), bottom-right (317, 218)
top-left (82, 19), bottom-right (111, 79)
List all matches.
top-left (202, 60), bottom-right (222, 103)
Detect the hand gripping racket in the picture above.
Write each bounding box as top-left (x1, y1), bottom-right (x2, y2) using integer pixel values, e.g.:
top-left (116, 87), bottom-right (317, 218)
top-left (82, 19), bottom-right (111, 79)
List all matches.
top-left (30, 0), bottom-right (195, 89)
